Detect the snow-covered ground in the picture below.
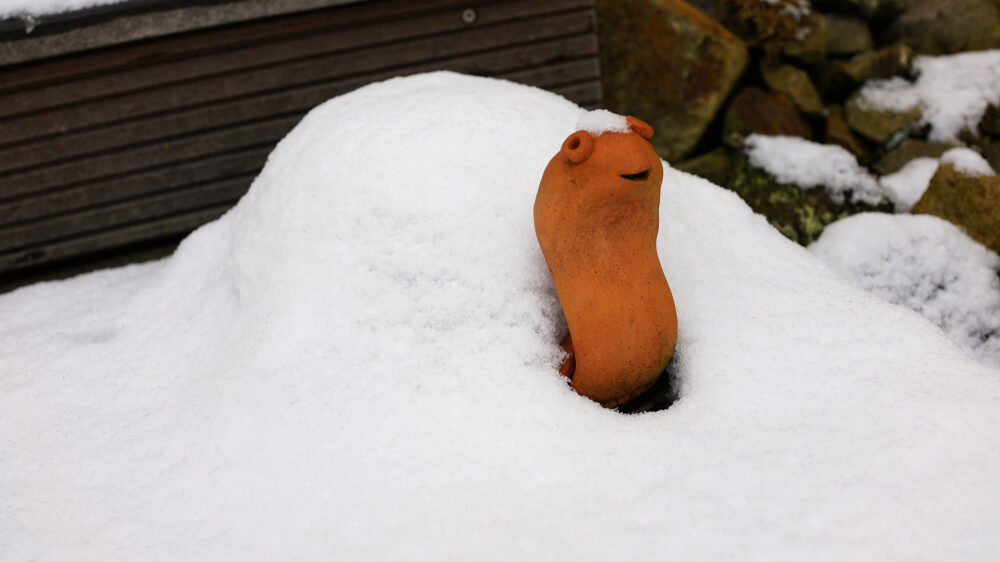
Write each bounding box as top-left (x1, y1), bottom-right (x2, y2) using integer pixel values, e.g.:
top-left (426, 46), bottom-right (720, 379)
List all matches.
top-left (811, 213), bottom-right (1000, 367)
top-left (3, 73), bottom-right (999, 560)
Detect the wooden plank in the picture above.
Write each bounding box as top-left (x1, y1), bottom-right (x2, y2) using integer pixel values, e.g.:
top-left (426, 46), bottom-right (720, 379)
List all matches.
top-left (1, 115), bottom-right (297, 201)
top-left (551, 81), bottom-right (603, 108)
top-left (0, 240), bottom-right (178, 295)
top-left (502, 58), bottom-right (601, 91)
top-left (0, 176), bottom-right (250, 253)
top-left (0, 9), bottom-right (595, 147)
top-left (0, 54), bottom-right (596, 200)
top-left (0, 0), bottom-right (484, 94)
top-left (0, 0), bottom-right (591, 117)
top-left (0, 147), bottom-right (268, 225)
top-left (1, 33), bottom-right (598, 174)
top-left (0, 205), bottom-right (233, 273)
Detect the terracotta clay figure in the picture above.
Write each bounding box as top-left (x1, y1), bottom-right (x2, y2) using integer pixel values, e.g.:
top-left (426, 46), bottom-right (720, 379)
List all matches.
top-left (534, 113), bottom-right (678, 408)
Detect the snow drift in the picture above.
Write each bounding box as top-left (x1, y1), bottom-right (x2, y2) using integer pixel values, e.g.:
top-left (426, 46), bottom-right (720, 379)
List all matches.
top-left (2, 72), bottom-right (999, 560)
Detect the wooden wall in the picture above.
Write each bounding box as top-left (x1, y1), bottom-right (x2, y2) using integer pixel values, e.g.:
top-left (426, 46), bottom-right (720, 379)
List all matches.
top-left (0, 0), bottom-right (599, 289)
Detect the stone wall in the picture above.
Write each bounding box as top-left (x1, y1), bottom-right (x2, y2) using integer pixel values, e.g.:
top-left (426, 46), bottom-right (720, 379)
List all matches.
top-left (598, 0), bottom-right (1000, 247)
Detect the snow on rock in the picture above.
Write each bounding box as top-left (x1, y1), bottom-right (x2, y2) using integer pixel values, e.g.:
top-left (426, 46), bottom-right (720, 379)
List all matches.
top-left (876, 148), bottom-right (994, 212)
top-left (744, 134), bottom-right (885, 205)
top-left (940, 147), bottom-right (997, 177)
top-left (879, 157), bottom-right (939, 212)
top-left (575, 109), bottom-right (630, 135)
top-left (810, 213), bottom-right (1000, 368)
top-left (2, 72), bottom-right (1000, 560)
top-left (0, 0), bottom-right (124, 19)
top-left (858, 50), bottom-right (1000, 143)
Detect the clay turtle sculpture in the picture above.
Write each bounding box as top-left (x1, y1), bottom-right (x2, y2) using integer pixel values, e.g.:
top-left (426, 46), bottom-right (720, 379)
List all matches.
top-left (534, 111), bottom-right (678, 408)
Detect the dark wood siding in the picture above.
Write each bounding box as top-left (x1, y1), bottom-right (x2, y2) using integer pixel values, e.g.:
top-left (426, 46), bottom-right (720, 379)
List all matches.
top-left (0, 0), bottom-right (600, 289)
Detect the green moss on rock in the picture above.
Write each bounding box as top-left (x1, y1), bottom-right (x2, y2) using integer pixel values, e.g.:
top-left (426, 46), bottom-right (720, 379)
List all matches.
top-left (726, 163), bottom-right (891, 245)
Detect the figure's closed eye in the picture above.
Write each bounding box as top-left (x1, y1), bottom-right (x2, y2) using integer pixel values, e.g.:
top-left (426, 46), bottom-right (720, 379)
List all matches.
top-left (621, 170), bottom-right (650, 181)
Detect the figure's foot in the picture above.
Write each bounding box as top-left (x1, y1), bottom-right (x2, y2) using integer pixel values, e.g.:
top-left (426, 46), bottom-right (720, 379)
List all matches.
top-left (558, 334), bottom-right (575, 379)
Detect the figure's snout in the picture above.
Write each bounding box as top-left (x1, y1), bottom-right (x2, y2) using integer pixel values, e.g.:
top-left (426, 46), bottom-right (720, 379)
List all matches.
top-left (561, 131), bottom-right (594, 164)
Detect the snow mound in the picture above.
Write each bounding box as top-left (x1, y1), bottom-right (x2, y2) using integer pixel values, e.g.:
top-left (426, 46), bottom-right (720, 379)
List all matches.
top-left (575, 109), bottom-right (630, 135)
top-left (810, 213), bottom-right (1000, 367)
top-left (879, 157), bottom-right (939, 212)
top-left (3, 72), bottom-right (1000, 560)
top-left (940, 147), bottom-right (996, 177)
top-left (744, 134), bottom-right (885, 205)
top-left (858, 50), bottom-right (1000, 143)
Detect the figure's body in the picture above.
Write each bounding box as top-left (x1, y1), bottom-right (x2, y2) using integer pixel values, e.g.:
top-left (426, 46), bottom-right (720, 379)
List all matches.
top-left (534, 113), bottom-right (678, 407)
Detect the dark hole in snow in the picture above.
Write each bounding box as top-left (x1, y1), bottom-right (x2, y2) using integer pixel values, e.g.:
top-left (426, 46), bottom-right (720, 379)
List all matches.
top-left (621, 170), bottom-right (650, 182)
top-left (615, 352), bottom-right (681, 414)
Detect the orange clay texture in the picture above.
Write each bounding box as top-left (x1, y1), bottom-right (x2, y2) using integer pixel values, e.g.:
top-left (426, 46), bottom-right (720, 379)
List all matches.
top-left (534, 116), bottom-right (678, 408)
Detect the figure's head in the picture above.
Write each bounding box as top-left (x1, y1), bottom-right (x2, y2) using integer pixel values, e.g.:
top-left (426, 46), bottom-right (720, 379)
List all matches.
top-left (535, 113), bottom-right (664, 238)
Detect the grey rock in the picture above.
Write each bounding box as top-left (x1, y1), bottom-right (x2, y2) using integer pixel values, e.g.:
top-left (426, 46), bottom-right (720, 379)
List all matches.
top-left (824, 14), bottom-right (873, 55)
top-left (881, 0), bottom-right (1000, 55)
top-left (872, 139), bottom-right (954, 175)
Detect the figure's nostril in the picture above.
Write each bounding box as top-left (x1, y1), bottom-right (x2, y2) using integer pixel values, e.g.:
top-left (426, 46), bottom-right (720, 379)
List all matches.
top-left (562, 131), bottom-right (594, 164)
top-left (621, 170), bottom-right (650, 181)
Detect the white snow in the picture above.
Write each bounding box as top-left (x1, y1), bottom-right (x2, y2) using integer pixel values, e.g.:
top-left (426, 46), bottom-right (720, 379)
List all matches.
top-left (858, 50), bottom-right (1000, 143)
top-left (0, 0), bottom-right (124, 20)
top-left (810, 213), bottom-right (1000, 368)
top-left (879, 157), bottom-right (939, 212)
top-left (744, 134), bottom-right (885, 205)
top-left (575, 109), bottom-right (630, 135)
top-left (940, 147), bottom-right (997, 177)
top-left (3, 72), bottom-right (1000, 560)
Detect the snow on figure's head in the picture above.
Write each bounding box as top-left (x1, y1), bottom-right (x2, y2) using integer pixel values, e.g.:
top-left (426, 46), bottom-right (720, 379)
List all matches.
top-left (575, 109), bottom-right (632, 136)
top-left (534, 114), bottom-right (677, 408)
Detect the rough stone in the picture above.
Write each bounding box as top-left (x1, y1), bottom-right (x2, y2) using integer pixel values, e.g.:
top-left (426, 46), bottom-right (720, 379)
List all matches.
top-left (781, 10), bottom-right (828, 64)
top-left (845, 89), bottom-right (922, 143)
top-left (823, 14), bottom-right (874, 55)
top-left (760, 62), bottom-right (824, 115)
top-left (984, 143), bottom-right (1000, 175)
top-left (675, 146), bottom-right (738, 186)
top-left (727, 163), bottom-right (892, 245)
top-left (815, 43), bottom-right (913, 100)
top-left (597, 0), bottom-right (749, 160)
top-left (825, 105), bottom-right (871, 163)
top-left (713, 0), bottom-right (813, 49)
top-left (979, 103), bottom-right (1000, 138)
top-left (881, 0), bottom-right (1000, 55)
top-left (872, 139), bottom-right (953, 175)
top-left (812, 0), bottom-right (881, 19)
top-left (723, 87), bottom-right (813, 148)
top-left (911, 163), bottom-right (1000, 253)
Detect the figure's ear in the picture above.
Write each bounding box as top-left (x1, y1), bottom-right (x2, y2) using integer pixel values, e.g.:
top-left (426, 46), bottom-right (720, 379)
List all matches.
top-left (626, 116), bottom-right (654, 140)
top-left (561, 131), bottom-right (595, 164)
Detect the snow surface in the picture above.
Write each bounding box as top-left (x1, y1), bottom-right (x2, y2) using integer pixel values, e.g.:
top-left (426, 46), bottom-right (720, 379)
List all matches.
top-left (858, 50), bottom-right (1000, 143)
top-left (940, 147), bottom-right (997, 177)
top-left (744, 134), bottom-right (885, 205)
top-left (0, 0), bottom-right (124, 19)
top-left (575, 109), bottom-right (630, 135)
top-left (811, 213), bottom-right (1000, 368)
top-left (3, 72), bottom-right (1000, 560)
top-left (879, 157), bottom-right (939, 212)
